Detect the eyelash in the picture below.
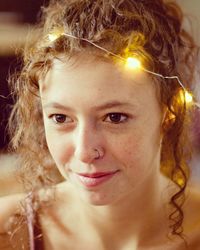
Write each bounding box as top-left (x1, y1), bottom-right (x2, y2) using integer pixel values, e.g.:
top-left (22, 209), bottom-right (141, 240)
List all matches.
top-left (49, 112), bottom-right (129, 125)
top-left (49, 114), bottom-right (73, 124)
top-left (103, 113), bottom-right (129, 124)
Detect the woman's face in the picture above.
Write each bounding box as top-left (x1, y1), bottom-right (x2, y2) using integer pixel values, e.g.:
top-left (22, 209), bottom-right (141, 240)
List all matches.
top-left (40, 55), bottom-right (163, 205)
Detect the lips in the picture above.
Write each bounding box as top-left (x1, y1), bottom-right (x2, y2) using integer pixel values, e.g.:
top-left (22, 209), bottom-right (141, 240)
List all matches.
top-left (75, 170), bottom-right (119, 188)
top-left (78, 170), bottom-right (119, 178)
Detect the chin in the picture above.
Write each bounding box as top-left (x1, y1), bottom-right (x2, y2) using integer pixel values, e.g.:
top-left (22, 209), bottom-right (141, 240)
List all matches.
top-left (80, 191), bottom-right (114, 206)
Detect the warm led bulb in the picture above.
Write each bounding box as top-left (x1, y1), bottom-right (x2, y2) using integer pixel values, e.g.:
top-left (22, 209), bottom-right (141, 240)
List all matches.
top-left (185, 91), bottom-right (193, 104)
top-left (48, 28), bottom-right (65, 42)
top-left (180, 90), bottom-right (193, 104)
top-left (125, 57), bottom-right (141, 70)
top-left (177, 177), bottom-right (184, 187)
top-left (48, 33), bottom-right (60, 42)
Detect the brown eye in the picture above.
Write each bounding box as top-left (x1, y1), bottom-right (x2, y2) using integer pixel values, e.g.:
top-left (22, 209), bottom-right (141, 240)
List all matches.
top-left (104, 113), bottom-right (128, 124)
top-left (52, 114), bottom-right (68, 124)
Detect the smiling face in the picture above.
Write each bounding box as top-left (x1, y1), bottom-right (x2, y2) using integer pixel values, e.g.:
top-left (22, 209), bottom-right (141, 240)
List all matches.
top-left (39, 55), bottom-right (163, 205)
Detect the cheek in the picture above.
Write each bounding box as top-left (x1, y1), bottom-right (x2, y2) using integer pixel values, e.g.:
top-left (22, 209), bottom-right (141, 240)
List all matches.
top-left (113, 132), bottom-right (160, 176)
top-left (120, 144), bottom-right (140, 163)
top-left (111, 135), bottom-right (144, 167)
top-left (45, 129), bottom-right (73, 167)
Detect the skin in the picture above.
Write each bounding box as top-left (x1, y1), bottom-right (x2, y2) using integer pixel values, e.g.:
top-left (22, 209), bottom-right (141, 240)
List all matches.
top-left (38, 54), bottom-right (174, 249)
top-left (40, 55), bottom-right (164, 206)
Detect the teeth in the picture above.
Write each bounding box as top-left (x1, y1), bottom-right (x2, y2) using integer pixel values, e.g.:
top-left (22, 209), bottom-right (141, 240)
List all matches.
top-left (79, 175), bottom-right (101, 184)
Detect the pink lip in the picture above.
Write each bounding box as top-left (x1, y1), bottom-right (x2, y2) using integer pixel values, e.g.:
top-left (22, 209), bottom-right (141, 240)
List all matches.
top-left (75, 170), bottom-right (119, 188)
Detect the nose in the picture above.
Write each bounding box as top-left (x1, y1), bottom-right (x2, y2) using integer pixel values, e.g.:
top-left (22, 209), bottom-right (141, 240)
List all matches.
top-left (73, 123), bottom-right (104, 163)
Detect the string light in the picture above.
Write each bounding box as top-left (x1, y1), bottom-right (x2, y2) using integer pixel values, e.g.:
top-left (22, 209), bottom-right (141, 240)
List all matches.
top-left (38, 31), bottom-right (198, 109)
top-left (0, 31), bottom-right (199, 110)
top-left (125, 57), bottom-right (142, 70)
top-left (48, 28), bottom-right (65, 42)
top-left (178, 89), bottom-right (194, 106)
top-left (48, 33), bottom-right (60, 42)
top-left (185, 91), bottom-right (193, 104)
top-left (177, 177), bottom-right (184, 188)
top-left (0, 92), bottom-right (14, 100)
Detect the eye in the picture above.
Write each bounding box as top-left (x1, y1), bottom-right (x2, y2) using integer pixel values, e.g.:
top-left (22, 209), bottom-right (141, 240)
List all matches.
top-left (50, 114), bottom-right (72, 124)
top-left (104, 113), bottom-right (128, 124)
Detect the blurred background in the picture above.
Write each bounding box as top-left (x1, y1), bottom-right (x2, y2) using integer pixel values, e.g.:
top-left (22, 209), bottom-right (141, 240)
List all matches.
top-left (0, 0), bottom-right (199, 196)
top-left (0, 0), bottom-right (49, 195)
top-left (0, 0), bottom-right (48, 149)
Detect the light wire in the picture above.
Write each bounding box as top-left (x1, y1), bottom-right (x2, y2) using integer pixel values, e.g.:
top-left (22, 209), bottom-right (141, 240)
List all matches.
top-left (62, 32), bottom-right (200, 109)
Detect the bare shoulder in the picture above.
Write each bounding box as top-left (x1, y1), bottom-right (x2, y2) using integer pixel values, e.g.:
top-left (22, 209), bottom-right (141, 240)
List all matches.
top-left (0, 193), bottom-right (29, 250)
top-left (0, 193), bottom-right (26, 233)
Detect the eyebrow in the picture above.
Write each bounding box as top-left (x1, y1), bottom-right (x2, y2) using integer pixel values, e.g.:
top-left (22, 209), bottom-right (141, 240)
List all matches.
top-left (43, 101), bottom-right (137, 111)
top-left (43, 102), bottom-right (73, 111)
top-left (94, 101), bottom-right (137, 111)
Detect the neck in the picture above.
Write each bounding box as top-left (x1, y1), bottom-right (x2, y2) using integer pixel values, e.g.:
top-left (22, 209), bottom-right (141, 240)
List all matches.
top-left (79, 172), bottom-right (171, 246)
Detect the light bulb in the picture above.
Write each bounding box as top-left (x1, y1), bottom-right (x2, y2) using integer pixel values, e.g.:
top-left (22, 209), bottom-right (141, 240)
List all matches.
top-left (179, 90), bottom-right (193, 105)
top-left (48, 27), bottom-right (65, 42)
top-left (125, 57), bottom-right (141, 70)
top-left (185, 91), bottom-right (193, 104)
top-left (48, 33), bottom-right (60, 42)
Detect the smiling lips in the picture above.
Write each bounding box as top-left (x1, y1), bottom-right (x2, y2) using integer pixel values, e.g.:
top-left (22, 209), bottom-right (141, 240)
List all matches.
top-left (76, 170), bottom-right (119, 188)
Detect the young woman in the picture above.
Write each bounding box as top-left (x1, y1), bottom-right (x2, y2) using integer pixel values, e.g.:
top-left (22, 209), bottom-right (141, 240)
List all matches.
top-left (0, 0), bottom-right (200, 249)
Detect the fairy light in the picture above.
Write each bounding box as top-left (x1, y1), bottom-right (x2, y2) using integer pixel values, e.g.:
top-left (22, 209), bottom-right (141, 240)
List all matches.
top-left (179, 89), bottom-right (194, 106)
top-left (45, 31), bottom-right (199, 109)
top-left (125, 57), bottom-right (142, 70)
top-left (185, 91), bottom-right (193, 104)
top-left (48, 28), bottom-right (65, 42)
top-left (48, 33), bottom-right (60, 42)
top-left (0, 31), bottom-right (199, 111)
top-left (177, 177), bottom-right (184, 188)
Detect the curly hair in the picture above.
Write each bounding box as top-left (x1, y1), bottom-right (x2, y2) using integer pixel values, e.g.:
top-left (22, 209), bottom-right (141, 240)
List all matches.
top-left (8, 0), bottom-right (199, 241)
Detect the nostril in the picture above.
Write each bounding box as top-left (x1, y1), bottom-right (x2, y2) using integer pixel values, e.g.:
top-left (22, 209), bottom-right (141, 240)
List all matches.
top-left (74, 147), bottom-right (98, 163)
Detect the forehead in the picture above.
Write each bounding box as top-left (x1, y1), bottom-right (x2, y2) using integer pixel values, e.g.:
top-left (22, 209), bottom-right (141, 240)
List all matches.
top-left (40, 55), bottom-right (160, 112)
top-left (41, 54), bottom-right (155, 91)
